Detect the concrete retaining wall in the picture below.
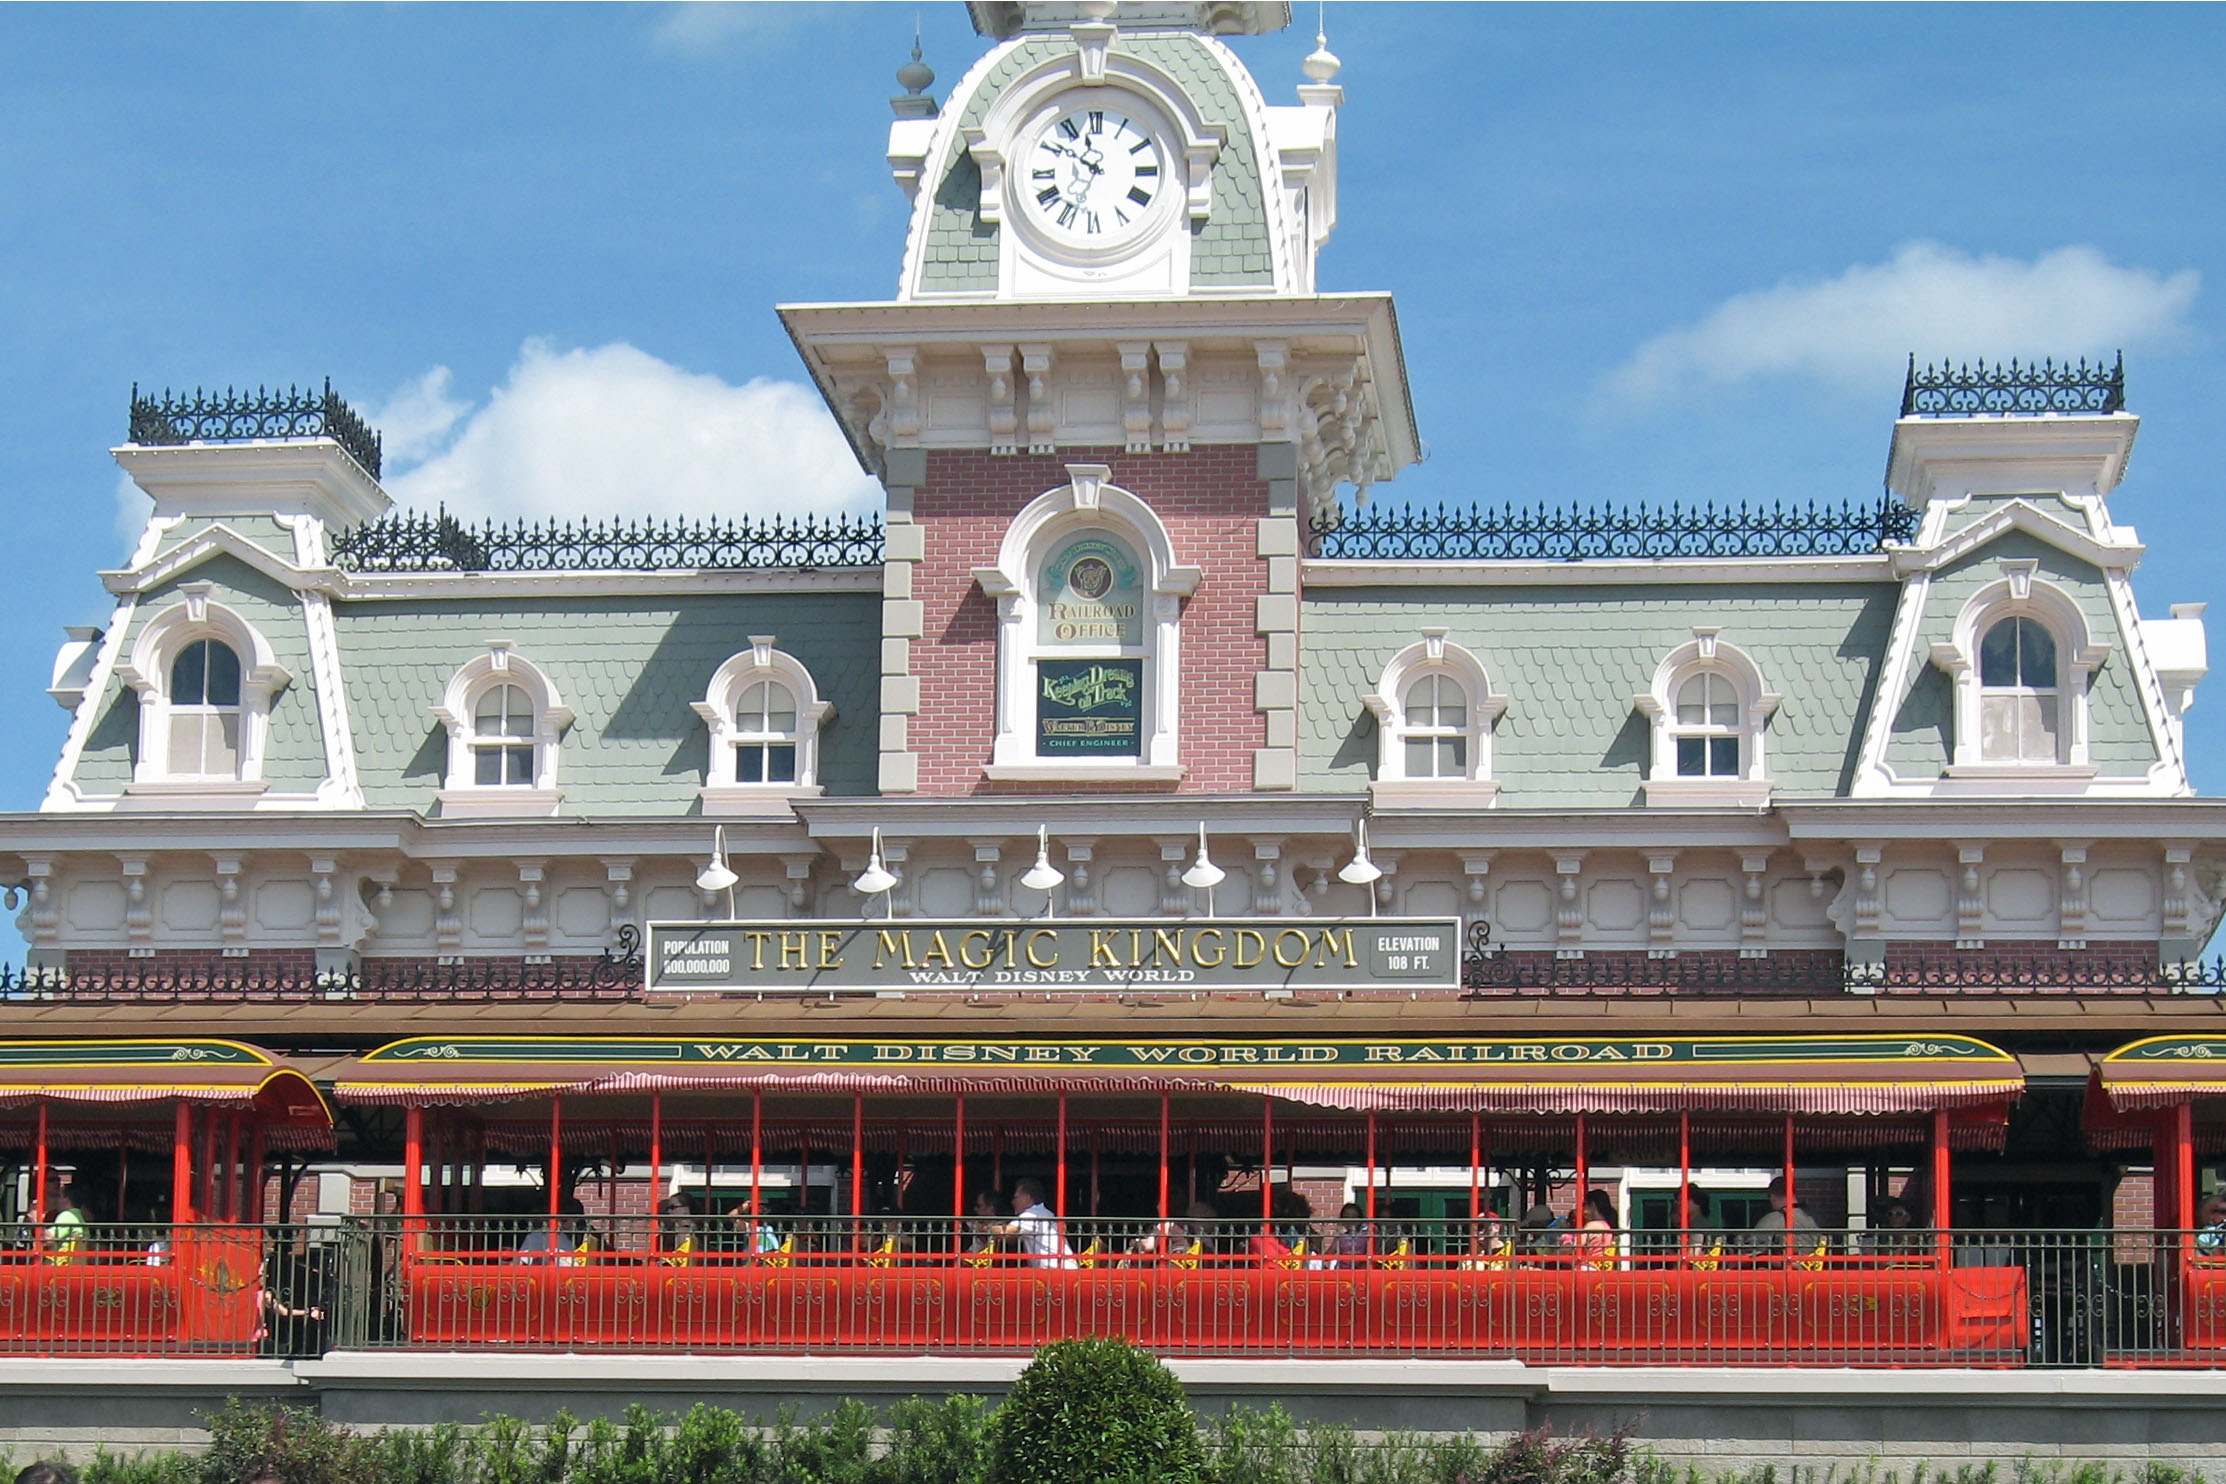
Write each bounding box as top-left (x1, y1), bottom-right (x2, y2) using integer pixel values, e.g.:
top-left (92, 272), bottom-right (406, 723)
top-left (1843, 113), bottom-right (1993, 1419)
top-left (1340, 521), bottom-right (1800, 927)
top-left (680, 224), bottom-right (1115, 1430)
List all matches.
top-left (4, 1357), bottom-right (2222, 1478)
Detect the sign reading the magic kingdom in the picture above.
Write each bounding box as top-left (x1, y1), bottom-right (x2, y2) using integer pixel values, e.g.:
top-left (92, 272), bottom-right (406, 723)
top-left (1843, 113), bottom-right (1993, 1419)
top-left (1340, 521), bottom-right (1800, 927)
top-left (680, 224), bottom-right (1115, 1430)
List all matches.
top-left (644, 917), bottom-right (1462, 995)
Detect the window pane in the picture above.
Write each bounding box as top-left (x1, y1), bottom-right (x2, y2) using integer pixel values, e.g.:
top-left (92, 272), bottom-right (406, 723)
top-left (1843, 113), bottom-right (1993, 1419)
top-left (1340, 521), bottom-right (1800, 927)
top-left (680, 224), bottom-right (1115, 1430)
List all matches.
top-left (203, 642), bottom-right (242, 707)
top-left (739, 682), bottom-right (768, 726)
top-left (475, 748), bottom-right (503, 787)
top-left (1709, 736), bottom-right (1739, 777)
top-left (736, 746), bottom-right (764, 784)
top-left (506, 746), bottom-right (534, 784)
top-left (1403, 677), bottom-right (1438, 726)
top-left (1979, 620), bottom-right (2019, 687)
top-left (170, 641), bottom-right (208, 706)
top-left (1439, 737), bottom-right (1466, 777)
top-left (474, 685), bottom-right (533, 738)
top-left (169, 714), bottom-right (203, 774)
top-left (2024, 695), bottom-right (2059, 762)
top-left (1675, 675), bottom-right (1708, 727)
top-left (1405, 738), bottom-right (1435, 778)
top-left (1676, 736), bottom-right (1706, 777)
top-left (2018, 619), bottom-right (2058, 687)
top-left (767, 745), bottom-right (797, 783)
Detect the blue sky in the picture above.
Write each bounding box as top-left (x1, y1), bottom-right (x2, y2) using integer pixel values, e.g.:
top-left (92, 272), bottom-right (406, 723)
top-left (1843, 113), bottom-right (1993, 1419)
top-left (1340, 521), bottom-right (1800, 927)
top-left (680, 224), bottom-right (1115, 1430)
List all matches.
top-left (2, 3), bottom-right (2224, 804)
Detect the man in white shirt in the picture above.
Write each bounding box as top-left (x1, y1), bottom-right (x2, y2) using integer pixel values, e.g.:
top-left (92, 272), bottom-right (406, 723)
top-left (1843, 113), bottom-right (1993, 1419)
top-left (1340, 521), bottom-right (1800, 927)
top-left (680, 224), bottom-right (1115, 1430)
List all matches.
top-left (993, 1178), bottom-right (1076, 1269)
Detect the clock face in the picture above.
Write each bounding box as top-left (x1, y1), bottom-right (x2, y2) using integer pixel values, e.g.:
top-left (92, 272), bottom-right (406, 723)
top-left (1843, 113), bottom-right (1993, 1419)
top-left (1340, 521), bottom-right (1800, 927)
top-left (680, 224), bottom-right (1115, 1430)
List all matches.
top-left (1024, 107), bottom-right (1164, 245)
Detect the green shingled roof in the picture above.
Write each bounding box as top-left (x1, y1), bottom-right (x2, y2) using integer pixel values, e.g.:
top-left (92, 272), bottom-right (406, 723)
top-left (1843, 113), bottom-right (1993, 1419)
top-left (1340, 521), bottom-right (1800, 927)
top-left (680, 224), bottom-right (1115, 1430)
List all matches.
top-left (336, 593), bottom-right (881, 813)
top-left (1299, 584), bottom-right (1898, 804)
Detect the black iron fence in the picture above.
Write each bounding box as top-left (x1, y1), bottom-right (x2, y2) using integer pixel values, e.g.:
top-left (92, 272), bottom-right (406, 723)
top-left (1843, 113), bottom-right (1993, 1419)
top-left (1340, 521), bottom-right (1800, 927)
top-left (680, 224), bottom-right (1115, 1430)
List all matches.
top-left (1902, 353), bottom-right (2125, 418)
top-left (329, 509), bottom-right (884, 573)
top-left (1308, 496), bottom-right (1916, 561)
top-left (128, 380), bottom-right (383, 478)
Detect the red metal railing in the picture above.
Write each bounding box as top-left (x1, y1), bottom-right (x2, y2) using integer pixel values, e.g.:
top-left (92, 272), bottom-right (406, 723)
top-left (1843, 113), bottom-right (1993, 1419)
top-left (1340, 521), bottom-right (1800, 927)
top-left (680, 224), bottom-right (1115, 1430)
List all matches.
top-left (13, 1217), bottom-right (2226, 1365)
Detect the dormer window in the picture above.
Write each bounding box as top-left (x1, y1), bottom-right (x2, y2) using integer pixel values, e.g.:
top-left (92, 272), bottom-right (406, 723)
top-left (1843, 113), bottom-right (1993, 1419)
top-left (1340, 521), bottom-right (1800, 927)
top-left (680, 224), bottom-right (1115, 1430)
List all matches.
top-left (1365, 628), bottom-right (1506, 804)
top-left (1978, 616), bottom-right (2060, 763)
top-left (167, 639), bottom-right (243, 778)
top-left (692, 637), bottom-right (831, 813)
top-left (1673, 672), bottom-right (1742, 779)
top-left (115, 584), bottom-right (290, 798)
top-left (469, 684), bottom-right (538, 786)
top-left (432, 645), bottom-right (571, 817)
top-left (1637, 628), bottom-right (1779, 807)
top-left (1932, 565), bottom-right (2108, 780)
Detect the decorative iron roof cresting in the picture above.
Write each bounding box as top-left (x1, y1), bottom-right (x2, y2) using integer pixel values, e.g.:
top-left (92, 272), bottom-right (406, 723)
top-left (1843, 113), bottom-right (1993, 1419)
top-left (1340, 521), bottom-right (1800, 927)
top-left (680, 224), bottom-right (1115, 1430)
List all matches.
top-left (331, 509), bottom-right (885, 573)
top-left (1901, 354), bottom-right (2125, 417)
top-left (128, 380), bottom-right (383, 479)
top-left (1310, 496), bottom-right (1915, 561)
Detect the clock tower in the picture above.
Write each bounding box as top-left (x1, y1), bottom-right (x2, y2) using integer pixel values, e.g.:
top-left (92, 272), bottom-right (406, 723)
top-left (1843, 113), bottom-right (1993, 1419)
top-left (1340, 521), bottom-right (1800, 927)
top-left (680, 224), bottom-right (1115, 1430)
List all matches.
top-left (783, 0), bottom-right (1416, 796)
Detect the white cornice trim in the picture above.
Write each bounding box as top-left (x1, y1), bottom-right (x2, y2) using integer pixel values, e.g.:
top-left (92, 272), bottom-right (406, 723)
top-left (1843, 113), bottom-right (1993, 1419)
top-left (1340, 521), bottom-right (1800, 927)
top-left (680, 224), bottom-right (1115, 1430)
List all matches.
top-left (1777, 797), bottom-right (2226, 841)
top-left (42, 599), bottom-right (134, 813)
top-left (1888, 498), bottom-right (2141, 577)
top-left (103, 523), bottom-right (337, 598)
top-left (1304, 555), bottom-right (1894, 587)
top-left (112, 439), bottom-right (391, 530)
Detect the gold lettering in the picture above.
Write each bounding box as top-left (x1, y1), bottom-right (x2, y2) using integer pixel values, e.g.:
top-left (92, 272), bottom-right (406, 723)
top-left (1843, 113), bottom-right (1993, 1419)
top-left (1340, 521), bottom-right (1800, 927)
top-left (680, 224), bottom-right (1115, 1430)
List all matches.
top-left (1273, 929), bottom-right (1311, 968)
top-left (874, 930), bottom-right (914, 971)
top-left (1365, 1046), bottom-right (1403, 1063)
top-left (1151, 929), bottom-right (1184, 968)
top-left (1634, 1043), bottom-right (1673, 1060)
top-left (920, 931), bottom-right (955, 970)
top-left (1026, 930), bottom-right (1058, 969)
top-left (1234, 930), bottom-right (1265, 969)
top-left (1090, 931), bottom-right (1120, 968)
top-left (1550, 1044), bottom-right (1587, 1062)
top-left (1513, 1046), bottom-right (1546, 1061)
top-left (872, 1045), bottom-right (913, 1062)
top-left (1025, 1046), bottom-right (1061, 1063)
top-left (981, 1045), bottom-right (1018, 1063)
top-left (741, 930), bottom-right (771, 972)
top-left (959, 931), bottom-right (996, 971)
top-left (818, 931), bottom-right (843, 970)
top-left (1190, 928), bottom-right (1226, 968)
top-left (777, 933), bottom-right (809, 971)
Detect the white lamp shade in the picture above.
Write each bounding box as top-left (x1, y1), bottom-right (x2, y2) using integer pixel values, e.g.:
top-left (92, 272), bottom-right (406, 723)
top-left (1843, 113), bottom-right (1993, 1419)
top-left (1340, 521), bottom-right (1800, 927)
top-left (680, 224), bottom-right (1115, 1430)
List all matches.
top-left (696, 860), bottom-right (740, 894)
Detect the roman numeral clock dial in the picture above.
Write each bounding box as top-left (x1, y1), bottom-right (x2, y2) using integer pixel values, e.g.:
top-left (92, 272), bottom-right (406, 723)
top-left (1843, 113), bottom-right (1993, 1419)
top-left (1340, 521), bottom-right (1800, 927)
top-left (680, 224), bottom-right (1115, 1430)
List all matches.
top-left (1025, 107), bottom-right (1162, 245)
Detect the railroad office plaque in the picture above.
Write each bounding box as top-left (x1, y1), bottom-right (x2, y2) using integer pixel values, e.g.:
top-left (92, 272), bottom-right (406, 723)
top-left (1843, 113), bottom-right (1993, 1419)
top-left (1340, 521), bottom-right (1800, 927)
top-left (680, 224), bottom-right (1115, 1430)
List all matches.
top-left (1035, 658), bottom-right (1143, 756)
top-left (646, 917), bottom-right (1463, 995)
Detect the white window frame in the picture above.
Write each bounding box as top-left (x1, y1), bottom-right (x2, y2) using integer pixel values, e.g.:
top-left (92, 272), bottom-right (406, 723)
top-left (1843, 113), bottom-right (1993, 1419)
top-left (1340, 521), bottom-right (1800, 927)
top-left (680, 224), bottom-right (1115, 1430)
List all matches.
top-left (1930, 562), bottom-right (2110, 779)
top-left (972, 464), bottom-right (1200, 782)
top-left (1636, 627), bottom-right (1780, 807)
top-left (430, 643), bottom-right (572, 818)
top-left (1364, 627), bottom-right (1506, 806)
top-left (691, 636), bottom-right (834, 815)
top-left (115, 582), bottom-right (291, 801)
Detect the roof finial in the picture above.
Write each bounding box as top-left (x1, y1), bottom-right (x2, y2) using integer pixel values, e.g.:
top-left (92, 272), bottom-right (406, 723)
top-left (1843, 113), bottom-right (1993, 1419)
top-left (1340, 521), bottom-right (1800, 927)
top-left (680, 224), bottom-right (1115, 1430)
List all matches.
top-left (1303, 3), bottom-right (1341, 84)
top-left (896, 15), bottom-right (934, 97)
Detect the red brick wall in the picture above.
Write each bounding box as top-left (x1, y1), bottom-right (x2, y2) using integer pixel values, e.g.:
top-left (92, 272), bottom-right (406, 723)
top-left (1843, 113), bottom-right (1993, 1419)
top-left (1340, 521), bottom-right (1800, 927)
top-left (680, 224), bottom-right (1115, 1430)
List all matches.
top-left (908, 445), bottom-right (1268, 794)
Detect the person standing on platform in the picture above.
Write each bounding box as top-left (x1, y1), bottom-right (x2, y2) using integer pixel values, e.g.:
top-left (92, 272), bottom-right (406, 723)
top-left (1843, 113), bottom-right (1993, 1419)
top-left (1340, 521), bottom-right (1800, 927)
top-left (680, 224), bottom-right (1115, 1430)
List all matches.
top-left (45, 1186), bottom-right (85, 1266)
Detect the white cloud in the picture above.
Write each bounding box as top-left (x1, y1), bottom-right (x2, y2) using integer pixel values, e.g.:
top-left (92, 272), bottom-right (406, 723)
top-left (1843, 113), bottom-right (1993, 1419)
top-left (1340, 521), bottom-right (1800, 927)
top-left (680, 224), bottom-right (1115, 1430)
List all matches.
top-left (381, 340), bottom-right (880, 525)
top-left (649, 2), bottom-right (817, 56)
top-left (367, 366), bottom-right (470, 467)
top-left (1608, 243), bottom-right (2199, 404)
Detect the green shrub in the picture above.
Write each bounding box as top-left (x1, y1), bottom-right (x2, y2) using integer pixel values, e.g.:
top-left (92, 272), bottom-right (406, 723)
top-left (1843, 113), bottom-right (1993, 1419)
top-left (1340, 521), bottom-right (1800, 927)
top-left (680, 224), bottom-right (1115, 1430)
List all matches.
top-left (986, 1339), bottom-right (1204, 1484)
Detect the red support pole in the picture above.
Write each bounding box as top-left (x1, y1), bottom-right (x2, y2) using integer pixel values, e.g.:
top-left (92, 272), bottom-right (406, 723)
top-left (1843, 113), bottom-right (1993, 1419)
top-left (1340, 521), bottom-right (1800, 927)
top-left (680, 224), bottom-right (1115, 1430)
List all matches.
top-left (649, 1091), bottom-right (664, 1223)
top-left (1364, 1110), bottom-right (1377, 1226)
top-left (173, 1102), bottom-right (195, 1228)
top-left (195, 1106), bottom-right (215, 1223)
top-left (1782, 1112), bottom-right (1797, 1259)
top-left (1469, 1112), bottom-right (1482, 1256)
top-left (402, 1106), bottom-right (423, 1218)
top-left (2175, 1101), bottom-right (2197, 1231)
top-left (952, 1092), bottom-right (967, 1265)
top-left (1931, 1107), bottom-right (1952, 1267)
top-left (32, 1100), bottom-right (49, 1240)
top-left (548, 1097), bottom-right (563, 1218)
top-left (423, 1114), bottom-right (441, 1216)
top-left (750, 1090), bottom-right (763, 1229)
top-left (1261, 1099), bottom-right (1274, 1225)
top-left (850, 1091), bottom-right (865, 1255)
top-left (1090, 1127), bottom-right (1101, 1218)
top-left (1574, 1112), bottom-right (1588, 1225)
top-left (1156, 1090), bottom-right (1170, 1225)
top-left (1677, 1111), bottom-right (1691, 1245)
top-left (1055, 1089), bottom-right (1069, 1222)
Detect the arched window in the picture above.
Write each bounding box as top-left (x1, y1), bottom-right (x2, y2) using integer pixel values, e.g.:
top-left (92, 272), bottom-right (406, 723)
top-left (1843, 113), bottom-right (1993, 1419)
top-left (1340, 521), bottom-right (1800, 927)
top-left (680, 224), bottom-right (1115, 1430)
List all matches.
top-left (692, 638), bottom-right (832, 812)
top-left (1637, 628), bottom-right (1779, 806)
top-left (1672, 671), bottom-right (1742, 779)
top-left (469, 683), bottom-right (537, 787)
top-left (166, 638), bottom-right (244, 778)
top-left (432, 645), bottom-right (572, 816)
top-left (1977, 616), bottom-right (2060, 763)
top-left (1932, 566), bottom-right (2107, 776)
top-left (116, 584), bottom-right (291, 795)
top-left (1365, 628), bottom-right (1506, 801)
top-left (974, 466), bottom-right (1200, 781)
